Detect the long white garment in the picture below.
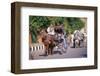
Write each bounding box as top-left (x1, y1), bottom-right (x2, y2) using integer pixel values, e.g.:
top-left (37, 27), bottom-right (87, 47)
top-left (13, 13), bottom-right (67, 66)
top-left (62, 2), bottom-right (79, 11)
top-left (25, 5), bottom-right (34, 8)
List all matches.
top-left (63, 32), bottom-right (67, 49)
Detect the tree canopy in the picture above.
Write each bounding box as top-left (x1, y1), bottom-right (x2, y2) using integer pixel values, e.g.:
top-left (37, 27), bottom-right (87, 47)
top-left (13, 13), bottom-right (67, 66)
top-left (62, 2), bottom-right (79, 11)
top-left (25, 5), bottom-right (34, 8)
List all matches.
top-left (29, 16), bottom-right (85, 43)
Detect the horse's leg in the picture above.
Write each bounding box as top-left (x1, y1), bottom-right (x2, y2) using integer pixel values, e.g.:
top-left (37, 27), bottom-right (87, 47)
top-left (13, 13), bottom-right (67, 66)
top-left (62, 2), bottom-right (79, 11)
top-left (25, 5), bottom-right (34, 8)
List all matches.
top-left (49, 42), bottom-right (54, 55)
top-left (44, 45), bottom-right (48, 56)
top-left (51, 47), bottom-right (53, 55)
top-left (48, 48), bottom-right (51, 55)
top-left (48, 44), bottom-right (51, 55)
top-left (48, 45), bottom-right (51, 55)
top-left (74, 40), bottom-right (76, 48)
top-left (47, 45), bottom-right (50, 55)
top-left (79, 40), bottom-right (81, 48)
top-left (51, 44), bottom-right (54, 55)
top-left (75, 40), bottom-right (78, 48)
top-left (73, 39), bottom-right (75, 48)
top-left (49, 47), bottom-right (53, 55)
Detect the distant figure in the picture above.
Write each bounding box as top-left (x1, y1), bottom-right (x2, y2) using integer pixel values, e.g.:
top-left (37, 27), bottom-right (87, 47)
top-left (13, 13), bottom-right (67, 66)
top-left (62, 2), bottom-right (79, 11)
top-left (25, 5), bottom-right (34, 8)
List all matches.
top-left (71, 34), bottom-right (74, 47)
top-left (73, 30), bottom-right (80, 48)
top-left (67, 33), bottom-right (72, 47)
top-left (73, 30), bottom-right (84, 48)
top-left (83, 32), bottom-right (87, 48)
top-left (61, 24), bottom-right (68, 49)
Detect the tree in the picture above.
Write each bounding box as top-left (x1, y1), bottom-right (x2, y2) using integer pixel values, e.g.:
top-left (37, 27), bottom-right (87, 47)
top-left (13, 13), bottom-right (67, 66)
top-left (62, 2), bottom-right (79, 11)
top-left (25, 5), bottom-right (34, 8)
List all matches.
top-left (29, 16), bottom-right (50, 43)
top-left (66, 18), bottom-right (85, 34)
top-left (29, 16), bottom-right (85, 43)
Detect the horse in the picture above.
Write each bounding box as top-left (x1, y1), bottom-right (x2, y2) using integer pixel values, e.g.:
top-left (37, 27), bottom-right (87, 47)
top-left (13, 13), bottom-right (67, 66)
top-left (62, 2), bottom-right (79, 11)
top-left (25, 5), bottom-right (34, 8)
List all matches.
top-left (41, 30), bottom-right (55, 56)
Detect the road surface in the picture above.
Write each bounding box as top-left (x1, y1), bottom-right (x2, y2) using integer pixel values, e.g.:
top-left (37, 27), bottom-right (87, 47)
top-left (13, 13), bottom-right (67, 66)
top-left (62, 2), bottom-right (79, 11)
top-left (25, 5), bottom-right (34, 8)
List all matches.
top-left (29, 47), bottom-right (87, 60)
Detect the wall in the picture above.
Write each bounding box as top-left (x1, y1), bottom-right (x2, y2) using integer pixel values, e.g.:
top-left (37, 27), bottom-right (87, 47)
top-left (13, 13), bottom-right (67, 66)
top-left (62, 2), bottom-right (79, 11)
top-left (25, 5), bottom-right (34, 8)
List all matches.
top-left (0, 0), bottom-right (99, 76)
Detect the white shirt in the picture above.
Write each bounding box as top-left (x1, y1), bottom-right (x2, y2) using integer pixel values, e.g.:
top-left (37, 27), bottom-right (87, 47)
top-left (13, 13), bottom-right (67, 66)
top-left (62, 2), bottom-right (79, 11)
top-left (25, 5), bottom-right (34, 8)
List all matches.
top-left (47, 26), bottom-right (55, 35)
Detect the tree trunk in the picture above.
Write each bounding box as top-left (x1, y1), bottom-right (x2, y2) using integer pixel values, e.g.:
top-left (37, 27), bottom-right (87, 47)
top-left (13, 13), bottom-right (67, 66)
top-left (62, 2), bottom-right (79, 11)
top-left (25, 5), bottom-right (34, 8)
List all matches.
top-left (29, 32), bottom-right (32, 46)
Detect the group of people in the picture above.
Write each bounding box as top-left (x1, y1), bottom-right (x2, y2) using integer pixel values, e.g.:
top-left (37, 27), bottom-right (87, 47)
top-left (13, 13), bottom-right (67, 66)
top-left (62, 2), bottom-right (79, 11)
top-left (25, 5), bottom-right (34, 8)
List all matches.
top-left (37, 24), bottom-right (67, 55)
top-left (37, 23), bottom-right (87, 56)
top-left (67, 30), bottom-right (87, 48)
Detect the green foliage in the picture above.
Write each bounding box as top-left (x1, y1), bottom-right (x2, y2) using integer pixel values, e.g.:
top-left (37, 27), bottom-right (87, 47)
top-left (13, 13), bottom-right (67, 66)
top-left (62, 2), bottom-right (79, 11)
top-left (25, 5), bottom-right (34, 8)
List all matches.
top-left (48, 17), bottom-right (64, 25)
top-left (29, 16), bottom-right (85, 43)
top-left (29, 16), bottom-right (50, 43)
top-left (67, 18), bottom-right (85, 33)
